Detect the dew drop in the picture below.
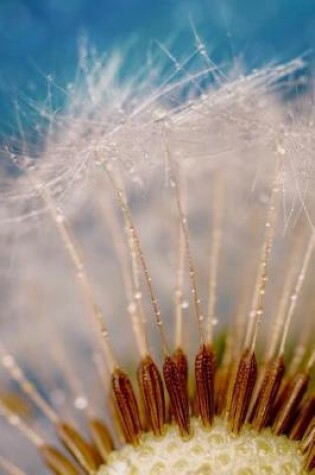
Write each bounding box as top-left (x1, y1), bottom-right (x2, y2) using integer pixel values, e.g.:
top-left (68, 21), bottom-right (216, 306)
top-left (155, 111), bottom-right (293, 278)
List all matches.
top-left (9, 415), bottom-right (19, 426)
top-left (74, 396), bottom-right (88, 410)
top-left (127, 302), bottom-right (136, 314)
top-left (277, 145), bottom-right (286, 155)
top-left (2, 355), bottom-right (14, 368)
top-left (55, 213), bottom-right (65, 224)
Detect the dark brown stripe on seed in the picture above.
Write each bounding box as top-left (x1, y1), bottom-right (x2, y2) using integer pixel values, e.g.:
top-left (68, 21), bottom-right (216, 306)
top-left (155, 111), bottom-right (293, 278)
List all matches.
top-left (172, 347), bottom-right (189, 396)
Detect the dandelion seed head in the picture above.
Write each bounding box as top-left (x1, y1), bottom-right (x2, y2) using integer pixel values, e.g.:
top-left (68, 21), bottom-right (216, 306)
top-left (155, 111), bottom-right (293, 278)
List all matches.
top-left (0, 41), bottom-right (314, 474)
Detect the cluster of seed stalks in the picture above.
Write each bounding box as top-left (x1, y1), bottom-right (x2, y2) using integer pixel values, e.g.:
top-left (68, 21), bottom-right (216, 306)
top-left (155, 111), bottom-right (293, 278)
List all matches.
top-left (0, 49), bottom-right (314, 474)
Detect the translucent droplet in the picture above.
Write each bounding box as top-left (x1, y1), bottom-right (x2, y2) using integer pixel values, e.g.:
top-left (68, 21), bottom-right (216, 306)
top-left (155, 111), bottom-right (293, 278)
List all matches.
top-left (74, 396), bottom-right (88, 410)
top-left (277, 145), bottom-right (286, 155)
top-left (9, 415), bottom-right (19, 426)
top-left (127, 302), bottom-right (136, 314)
top-left (56, 214), bottom-right (65, 224)
top-left (101, 328), bottom-right (108, 338)
top-left (174, 289), bottom-right (182, 298)
top-left (197, 44), bottom-right (206, 55)
top-left (249, 310), bottom-right (256, 319)
top-left (2, 355), bottom-right (14, 368)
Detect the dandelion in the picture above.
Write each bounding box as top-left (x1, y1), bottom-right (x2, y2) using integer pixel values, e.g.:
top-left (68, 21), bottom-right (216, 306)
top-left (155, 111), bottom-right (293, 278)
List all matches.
top-left (0, 41), bottom-right (314, 474)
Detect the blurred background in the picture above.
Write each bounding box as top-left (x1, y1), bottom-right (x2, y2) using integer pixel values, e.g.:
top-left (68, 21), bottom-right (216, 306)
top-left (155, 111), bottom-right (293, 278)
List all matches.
top-left (0, 0), bottom-right (314, 137)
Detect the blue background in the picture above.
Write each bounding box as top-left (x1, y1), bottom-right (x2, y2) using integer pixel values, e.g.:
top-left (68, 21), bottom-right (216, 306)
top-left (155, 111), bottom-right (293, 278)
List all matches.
top-left (0, 0), bottom-right (315, 137)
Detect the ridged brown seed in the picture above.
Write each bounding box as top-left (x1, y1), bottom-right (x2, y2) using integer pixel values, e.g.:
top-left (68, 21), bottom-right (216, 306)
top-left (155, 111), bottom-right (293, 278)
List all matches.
top-left (40, 445), bottom-right (79, 475)
top-left (272, 372), bottom-right (310, 436)
top-left (57, 422), bottom-right (98, 474)
top-left (89, 418), bottom-right (114, 462)
top-left (290, 396), bottom-right (315, 441)
top-left (112, 368), bottom-right (142, 445)
top-left (195, 344), bottom-right (215, 427)
top-left (228, 349), bottom-right (257, 434)
top-left (224, 360), bottom-right (239, 420)
top-left (163, 354), bottom-right (190, 437)
top-left (138, 355), bottom-right (165, 436)
top-left (304, 436), bottom-right (315, 472)
top-left (271, 377), bottom-right (292, 421)
top-left (301, 418), bottom-right (315, 454)
top-left (251, 356), bottom-right (285, 431)
top-left (215, 362), bottom-right (233, 415)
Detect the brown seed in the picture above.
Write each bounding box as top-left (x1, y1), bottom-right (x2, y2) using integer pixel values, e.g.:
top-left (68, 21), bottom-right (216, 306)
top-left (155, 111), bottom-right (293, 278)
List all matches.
top-left (272, 372), bottom-right (310, 436)
top-left (224, 360), bottom-right (239, 420)
top-left (215, 362), bottom-right (233, 415)
top-left (271, 377), bottom-right (293, 420)
top-left (195, 344), bottom-right (215, 427)
top-left (138, 355), bottom-right (165, 436)
top-left (304, 436), bottom-right (315, 472)
top-left (251, 356), bottom-right (285, 431)
top-left (89, 418), bottom-right (114, 462)
top-left (111, 368), bottom-right (142, 445)
top-left (57, 422), bottom-right (98, 474)
top-left (301, 418), bottom-right (315, 454)
top-left (163, 354), bottom-right (190, 437)
top-left (227, 349), bottom-right (257, 434)
top-left (290, 396), bottom-right (315, 441)
top-left (40, 445), bottom-right (79, 475)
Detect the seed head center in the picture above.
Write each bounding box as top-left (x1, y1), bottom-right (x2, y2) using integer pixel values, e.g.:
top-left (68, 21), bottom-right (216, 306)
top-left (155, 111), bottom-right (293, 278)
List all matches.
top-left (98, 417), bottom-right (306, 475)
